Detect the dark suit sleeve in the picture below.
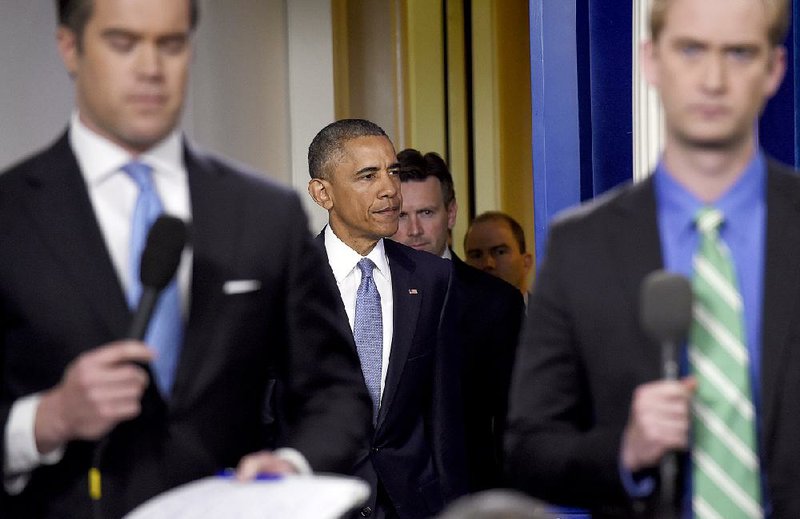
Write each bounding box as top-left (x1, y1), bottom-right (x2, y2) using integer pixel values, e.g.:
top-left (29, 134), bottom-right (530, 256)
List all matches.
top-left (275, 196), bottom-right (371, 473)
top-left (504, 220), bottom-right (630, 510)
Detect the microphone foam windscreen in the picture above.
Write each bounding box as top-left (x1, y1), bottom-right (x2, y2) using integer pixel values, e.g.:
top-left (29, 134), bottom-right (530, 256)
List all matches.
top-left (140, 216), bottom-right (187, 289)
top-left (639, 270), bottom-right (693, 343)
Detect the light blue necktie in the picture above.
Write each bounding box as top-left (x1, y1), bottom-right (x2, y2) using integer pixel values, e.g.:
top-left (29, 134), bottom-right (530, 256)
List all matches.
top-left (123, 161), bottom-right (183, 397)
top-left (354, 258), bottom-right (383, 421)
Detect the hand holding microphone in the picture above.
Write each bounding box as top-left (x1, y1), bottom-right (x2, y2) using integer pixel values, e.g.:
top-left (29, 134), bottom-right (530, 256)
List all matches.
top-left (86, 216), bottom-right (187, 514)
top-left (36, 216), bottom-right (186, 453)
top-left (620, 271), bottom-right (693, 515)
top-left (623, 272), bottom-right (693, 467)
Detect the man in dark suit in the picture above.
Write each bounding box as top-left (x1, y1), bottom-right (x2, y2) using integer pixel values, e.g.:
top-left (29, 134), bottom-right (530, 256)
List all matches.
top-left (0, 1), bottom-right (371, 517)
top-left (391, 148), bottom-right (524, 491)
top-left (307, 120), bottom-right (458, 518)
top-left (506, 0), bottom-right (800, 516)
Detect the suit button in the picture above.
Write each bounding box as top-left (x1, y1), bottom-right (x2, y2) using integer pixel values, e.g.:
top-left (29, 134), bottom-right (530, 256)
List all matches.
top-left (360, 506), bottom-right (373, 517)
top-left (371, 447), bottom-right (380, 453)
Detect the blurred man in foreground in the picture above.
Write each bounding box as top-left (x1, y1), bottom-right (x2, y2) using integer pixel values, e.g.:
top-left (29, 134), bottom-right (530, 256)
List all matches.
top-left (0, 1), bottom-right (370, 516)
top-left (506, 0), bottom-right (800, 516)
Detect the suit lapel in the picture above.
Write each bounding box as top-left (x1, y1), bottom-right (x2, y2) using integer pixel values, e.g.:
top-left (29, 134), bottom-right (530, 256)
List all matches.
top-left (314, 231), bottom-right (328, 256)
top-left (606, 179), bottom-right (664, 377)
top-left (316, 233), bottom-right (422, 430)
top-left (170, 144), bottom-right (244, 408)
top-left (376, 241), bottom-right (421, 429)
top-left (760, 164), bottom-right (800, 442)
top-left (21, 132), bottom-right (129, 340)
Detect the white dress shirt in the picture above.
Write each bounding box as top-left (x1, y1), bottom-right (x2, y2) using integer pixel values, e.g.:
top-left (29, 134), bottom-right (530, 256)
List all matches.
top-left (323, 226), bottom-right (394, 401)
top-left (3, 112), bottom-right (192, 493)
top-left (71, 111), bottom-right (193, 303)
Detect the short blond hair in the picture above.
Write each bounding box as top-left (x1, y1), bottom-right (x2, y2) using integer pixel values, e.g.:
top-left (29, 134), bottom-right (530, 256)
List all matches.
top-left (649, 0), bottom-right (790, 47)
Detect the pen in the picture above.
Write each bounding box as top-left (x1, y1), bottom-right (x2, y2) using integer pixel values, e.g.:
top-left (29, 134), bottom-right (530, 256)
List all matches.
top-left (215, 468), bottom-right (283, 481)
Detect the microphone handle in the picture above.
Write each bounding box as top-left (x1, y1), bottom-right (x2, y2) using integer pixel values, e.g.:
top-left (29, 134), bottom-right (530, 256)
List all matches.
top-left (660, 339), bottom-right (680, 518)
top-left (661, 340), bottom-right (679, 382)
top-left (660, 453), bottom-right (679, 517)
top-left (128, 287), bottom-right (159, 340)
top-left (92, 286), bottom-right (161, 519)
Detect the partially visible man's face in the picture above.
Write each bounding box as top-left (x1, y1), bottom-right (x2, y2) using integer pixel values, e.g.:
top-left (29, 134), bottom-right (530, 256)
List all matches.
top-left (322, 135), bottom-right (402, 255)
top-left (393, 177), bottom-right (456, 257)
top-left (465, 219), bottom-right (532, 293)
top-left (58, 0), bottom-right (193, 154)
top-left (643, 0), bottom-right (785, 152)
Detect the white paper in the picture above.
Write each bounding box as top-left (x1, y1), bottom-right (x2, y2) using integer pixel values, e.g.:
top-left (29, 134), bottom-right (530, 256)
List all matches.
top-left (124, 474), bottom-right (370, 519)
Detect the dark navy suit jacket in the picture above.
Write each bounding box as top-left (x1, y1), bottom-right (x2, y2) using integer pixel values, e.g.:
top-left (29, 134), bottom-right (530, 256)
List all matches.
top-left (316, 233), bottom-right (460, 519)
top-left (0, 132), bottom-right (371, 518)
top-left (506, 161), bottom-right (800, 517)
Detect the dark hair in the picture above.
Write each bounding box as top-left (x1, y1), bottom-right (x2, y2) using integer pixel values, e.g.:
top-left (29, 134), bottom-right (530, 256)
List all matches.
top-left (397, 148), bottom-right (455, 206)
top-left (308, 119), bottom-right (387, 179)
top-left (57, 0), bottom-right (200, 45)
top-left (465, 211), bottom-right (527, 253)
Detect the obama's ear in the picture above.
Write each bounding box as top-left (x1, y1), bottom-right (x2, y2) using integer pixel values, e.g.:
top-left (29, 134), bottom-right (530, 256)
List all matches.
top-left (308, 178), bottom-right (334, 211)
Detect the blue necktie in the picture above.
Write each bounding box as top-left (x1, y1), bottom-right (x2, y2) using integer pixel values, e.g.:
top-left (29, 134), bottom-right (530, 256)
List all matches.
top-left (123, 161), bottom-right (183, 397)
top-left (354, 258), bottom-right (383, 421)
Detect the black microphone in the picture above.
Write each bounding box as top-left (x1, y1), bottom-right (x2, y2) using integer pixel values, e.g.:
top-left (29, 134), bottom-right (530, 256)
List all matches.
top-left (90, 215), bottom-right (186, 518)
top-left (639, 270), bottom-right (693, 518)
top-left (640, 271), bottom-right (693, 381)
top-left (127, 215), bottom-right (187, 340)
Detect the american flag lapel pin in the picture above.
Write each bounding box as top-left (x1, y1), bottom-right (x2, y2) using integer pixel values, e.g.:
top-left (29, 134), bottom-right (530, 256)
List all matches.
top-left (408, 288), bottom-right (418, 295)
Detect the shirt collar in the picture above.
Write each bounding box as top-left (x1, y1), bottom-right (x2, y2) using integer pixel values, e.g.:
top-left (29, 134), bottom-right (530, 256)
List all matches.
top-left (654, 150), bottom-right (766, 235)
top-left (69, 110), bottom-right (185, 187)
top-left (324, 226), bottom-right (390, 283)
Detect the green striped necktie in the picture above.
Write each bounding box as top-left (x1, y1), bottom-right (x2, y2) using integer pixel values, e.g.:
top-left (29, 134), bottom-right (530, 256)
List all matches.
top-left (689, 207), bottom-right (762, 519)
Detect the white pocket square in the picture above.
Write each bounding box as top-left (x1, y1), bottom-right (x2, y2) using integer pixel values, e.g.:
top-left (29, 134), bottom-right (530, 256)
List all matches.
top-left (223, 279), bottom-right (261, 295)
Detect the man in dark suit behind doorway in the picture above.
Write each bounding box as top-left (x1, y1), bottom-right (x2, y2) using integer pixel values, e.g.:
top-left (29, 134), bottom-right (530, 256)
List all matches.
top-left (390, 148), bottom-right (524, 491)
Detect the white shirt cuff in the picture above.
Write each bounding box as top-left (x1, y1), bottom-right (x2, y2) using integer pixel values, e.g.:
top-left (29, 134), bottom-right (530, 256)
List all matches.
top-left (4, 394), bottom-right (65, 494)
